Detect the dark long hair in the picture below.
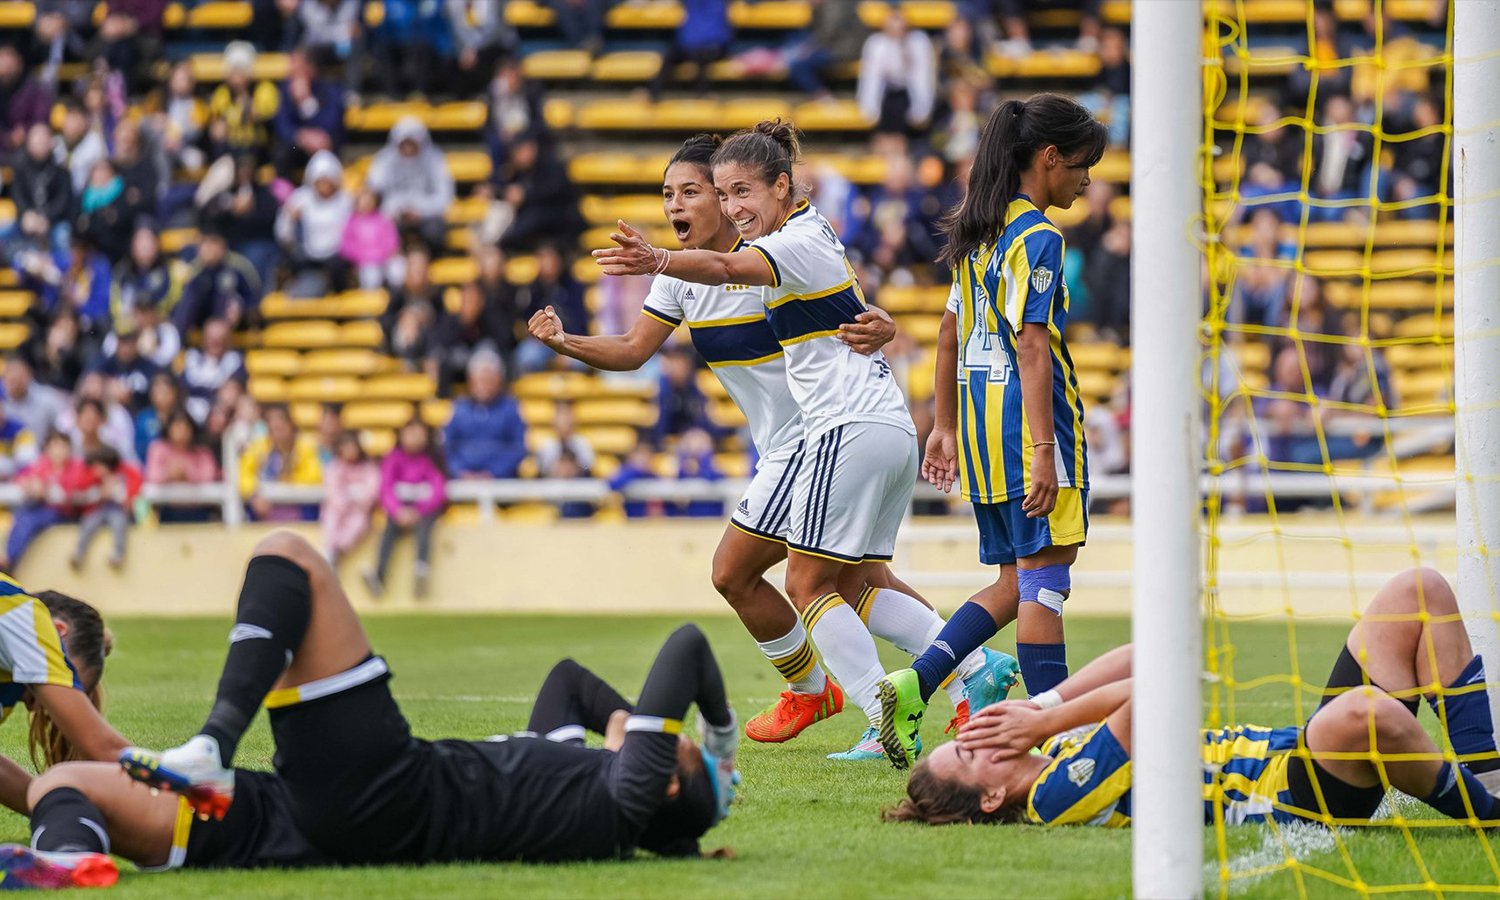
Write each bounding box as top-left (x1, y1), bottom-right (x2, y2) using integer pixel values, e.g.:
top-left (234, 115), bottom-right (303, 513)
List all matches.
top-left (939, 93), bottom-right (1107, 267)
top-left (881, 759), bottom-right (1025, 826)
top-left (666, 133), bottom-right (725, 180)
top-left (710, 118), bottom-right (802, 188)
top-left (28, 591), bottom-right (112, 768)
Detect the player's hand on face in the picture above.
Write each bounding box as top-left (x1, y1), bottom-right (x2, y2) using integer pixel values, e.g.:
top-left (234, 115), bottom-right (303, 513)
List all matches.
top-left (957, 700), bottom-right (1045, 760)
top-left (1022, 451), bottom-right (1058, 518)
top-left (592, 220), bottom-right (657, 276)
top-left (838, 307), bottom-right (896, 355)
top-left (921, 427), bottom-right (958, 493)
top-left (528, 305), bottom-right (567, 350)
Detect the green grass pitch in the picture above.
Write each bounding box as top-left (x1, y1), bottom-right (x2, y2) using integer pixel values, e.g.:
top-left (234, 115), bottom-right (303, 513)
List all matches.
top-left (4, 613), bottom-right (1497, 898)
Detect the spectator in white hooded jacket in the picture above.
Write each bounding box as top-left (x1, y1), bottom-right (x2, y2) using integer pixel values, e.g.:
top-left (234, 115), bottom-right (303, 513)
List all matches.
top-left (274, 149), bottom-right (353, 296)
top-left (366, 116), bottom-right (454, 252)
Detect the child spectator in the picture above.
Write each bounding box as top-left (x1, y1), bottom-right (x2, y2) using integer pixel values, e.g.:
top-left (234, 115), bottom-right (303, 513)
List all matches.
top-left (315, 402), bottom-right (343, 465)
top-left (363, 417), bottom-right (446, 599)
top-left (669, 427), bottom-right (724, 517)
top-left (340, 188), bottom-right (400, 290)
top-left (134, 371), bottom-right (180, 460)
top-left (275, 149), bottom-right (352, 297)
top-left (70, 445), bottom-right (140, 570)
top-left (535, 401), bottom-right (595, 477)
top-left (1, 431), bottom-right (88, 573)
top-left (239, 403), bottom-right (323, 522)
top-left (145, 408), bottom-right (219, 486)
top-left (549, 447), bottom-right (595, 520)
top-left (62, 387), bottom-right (138, 465)
top-left (443, 351), bottom-right (527, 479)
top-left (320, 430), bottom-right (381, 567)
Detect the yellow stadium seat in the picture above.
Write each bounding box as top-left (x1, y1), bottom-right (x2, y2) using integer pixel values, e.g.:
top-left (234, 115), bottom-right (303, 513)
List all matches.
top-left (300, 349), bottom-right (386, 377)
top-left (363, 373), bottom-right (436, 401)
top-left (342, 401), bottom-right (415, 430)
top-left (160, 228), bottom-right (197, 255)
top-left (569, 153), bottom-right (674, 185)
top-left (792, 99), bottom-right (871, 132)
top-left (1222, 46), bottom-right (1302, 78)
top-left (346, 101), bottom-right (429, 133)
top-left (245, 349), bottom-right (304, 378)
top-left (708, 399), bottom-right (748, 430)
top-left (1102, 0), bottom-right (1130, 22)
top-left (188, 52), bottom-right (289, 83)
top-left (575, 398), bottom-right (657, 429)
top-left (1384, 342), bottom-right (1450, 371)
top-left (247, 376), bottom-right (288, 403)
top-left (430, 258), bottom-right (479, 285)
top-left (0, 3), bottom-right (36, 28)
top-left (0, 322), bottom-right (29, 350)
top-left (1075, 369), bottom-right (1116, 401)
top-left (878, 285), bottom-right (945, 314)
top-left (0, 270), bottom-right (17, 289)
top-left (0, 292), bottom-right (33, 319)
top-left (582, 226), bottom-right (675, 252)
top-left (1091, 150), bottom-right (1130, 184)
top-left (363, 1), bottom-right (383, 26)
top-left (182, 1), bottom-right (253, 28)
top-left (514, 371), bottom-right (596, 400)
top-left (262, 320), bottom-right (341, 349)
top-left (1334, 0), bottom-right (1438, 20)
top-left (420, 399), bottom-right (453, 427)
top-left (446, 195), bottom-right (489, 225)
top-left (574, 258), bottom-right (603, 285)
top-left (288, 375), bottom-right (362, 403)
top-left (579, 426), bottom-right (639, 456)
top-left (335, 290), bottom-right (389, 319)
top-left (859, 1), bottom-right (954, 29)
top-left (1392, 368), bottom-right (1451, 406)
top-left (506, 0), bottom-right (556, 26)
top-left (806, 154), bottom-right (888, 185)
top-left (582, 195), bottom-right (667, 227)
top-left (519, 398), bottom-right (556, 425)
top-left (446, 151), bottom-right (492, 183)
top-left (1070, 342), bottom-right (1123, 372)
top-left (696, 370), bottom-right (729, 399)
top-left (1231, 341), bottom-right (1271, 373)
top-left (261, 294), bottom-right (344, 320)
top-left (723, 98), bottom-right (792, 129)
top-left (544, 97), bottom-right (574, 130)
top-left (714, 452), bottom-right (752, 478)
top-left (650, 98), bottom-right (726, 130)
top-left (1371, 248), bottom-right (1453, 276)
top-left (360, 428), bottom-right (398, 457)
top-left (523, 49), bottom-right (593, 81)
top-left (607, 0), bottom-right (683, 28)
top-left (576, 99), bottom-right (658, 131)
top-left (991, 49), bottom-right (1101, 79)
top-left (729, 0), bottom-right (810, 29)
top-left (428, 102), bottom-right (487, 132)
top-left (524, 426), bottom-right (555, 453)
top-left (1392, 313), bottom-right (1453, 340)
top-left (504, 256), bottom-right (539, 285)
top-left (895, 314), bottom-right (942, 345)
top-left (340, 321), bottom-right (384, 348)
top-left (592, 51), bottom-right (663, 82)
top-left (0, 199), bottom-right (14, 222)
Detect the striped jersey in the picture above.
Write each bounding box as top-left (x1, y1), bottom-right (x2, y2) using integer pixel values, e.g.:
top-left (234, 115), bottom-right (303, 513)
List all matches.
top-left (0, 575), bottom-right (81, 724)
top-left (641, 240), bottom-right (802, 459)
top-left (946, 195), bottom-right (1088, 504)
top-left (1026, 721), bottom-right (1306, 828)
top-left (747, 201), bottom-right (914, 441)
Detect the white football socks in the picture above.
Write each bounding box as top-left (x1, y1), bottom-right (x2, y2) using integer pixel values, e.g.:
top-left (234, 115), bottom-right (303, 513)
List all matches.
top-left (803, 593), bottom-right (886, 725)
top-left (755, 620), bottom-right (828, 695)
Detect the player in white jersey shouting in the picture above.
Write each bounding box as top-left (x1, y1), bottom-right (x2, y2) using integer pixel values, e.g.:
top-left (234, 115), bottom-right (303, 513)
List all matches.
top-left (543, 135), bottom-right (1015, 759)
top-left (593, 122), bottom-right (1013, 756)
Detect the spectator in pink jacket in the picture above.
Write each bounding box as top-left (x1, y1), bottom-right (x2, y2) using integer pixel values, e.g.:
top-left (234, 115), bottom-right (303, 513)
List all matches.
top-left (320, 430), bottom-right (381, 566)
top-left (144, 409), bottom-right (221, 522)
top-left (362, 417), bottom-right (446, 599)
top-left (340, 188), bottom-right (402, 290)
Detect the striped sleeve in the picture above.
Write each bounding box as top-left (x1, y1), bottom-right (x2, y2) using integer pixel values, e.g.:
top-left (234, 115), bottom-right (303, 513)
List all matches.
top-left (641, 275), bottom-right (686, 327)
top-left (0, 592), bottom-right (78, 689)
top-left (1027, 723), bottom-right (1133, 827)
top-left (1009, 227), bottom-right (1063, 328)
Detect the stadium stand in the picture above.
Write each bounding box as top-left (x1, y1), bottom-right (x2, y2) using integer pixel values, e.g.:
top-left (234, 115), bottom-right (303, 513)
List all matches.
top-left (0, 0), bottom-right (1453, 554)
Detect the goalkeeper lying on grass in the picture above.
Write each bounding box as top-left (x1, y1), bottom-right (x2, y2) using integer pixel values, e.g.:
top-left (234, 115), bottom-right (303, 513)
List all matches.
top-left (886, 567), bottom-right (1500, 828)
top-left (0, 532), bottom-right (738, 889)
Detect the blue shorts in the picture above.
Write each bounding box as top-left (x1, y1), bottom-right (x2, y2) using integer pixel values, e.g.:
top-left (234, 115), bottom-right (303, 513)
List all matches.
top-left (973, 488), bottom-right (1089, 566)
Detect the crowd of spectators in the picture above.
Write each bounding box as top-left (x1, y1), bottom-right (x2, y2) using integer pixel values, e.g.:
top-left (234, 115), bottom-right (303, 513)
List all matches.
top-left (0, 0), bottom-right (1456, 566)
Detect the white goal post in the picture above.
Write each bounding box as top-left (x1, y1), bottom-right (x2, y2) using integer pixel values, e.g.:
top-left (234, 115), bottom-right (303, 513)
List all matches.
top-left (1130, 1), bottom-right (1204, 897)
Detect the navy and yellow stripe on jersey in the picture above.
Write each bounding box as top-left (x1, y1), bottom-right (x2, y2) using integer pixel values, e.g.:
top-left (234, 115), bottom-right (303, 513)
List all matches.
top-left (949, 195), bottom-right (1088, 504)
top-left (1027, 723), bottom-right (1134, 827)
top-left (1202, 724), bottom-right (1303, 825)
top-left (765, 272), bottom-right (867, 347)
top-left (0, 575), bottom-right (82, 724)
top-left (746, 200), bottom-right (813, 289)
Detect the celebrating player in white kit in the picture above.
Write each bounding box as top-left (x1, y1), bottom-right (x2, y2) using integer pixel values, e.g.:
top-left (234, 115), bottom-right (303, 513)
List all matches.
top-left (594, 122), bottom-right (1017, 755)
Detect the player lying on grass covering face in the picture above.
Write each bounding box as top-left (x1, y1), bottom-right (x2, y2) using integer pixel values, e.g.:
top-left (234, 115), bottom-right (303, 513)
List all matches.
top-left (0, 578), bottom-right (128, 816)
top-left (0, 633), bottom-right (740, 888)
top-left (0, 532), bottom-right (740, 887)
top-left (877, 92), bottom-right (1110, 772)
top-left (593, 121), bottom-right (1010, 760)
top-left (885, 568), bottom-right (1500, 829)
top-left (543, 134), bottom-right (1017, 759)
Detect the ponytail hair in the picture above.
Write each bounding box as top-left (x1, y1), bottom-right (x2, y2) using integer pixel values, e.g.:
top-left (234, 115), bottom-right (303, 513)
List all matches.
top-left (27, 591), bottom-right (111, 768)
top-left (710, 118), bottom-right (803, 189)
top-left (881, 759), bottom-right (1024, 826)
top-left (666, 133), bottom-right (725, 180)
top-left (939, 93), bottom-right (1107, 267)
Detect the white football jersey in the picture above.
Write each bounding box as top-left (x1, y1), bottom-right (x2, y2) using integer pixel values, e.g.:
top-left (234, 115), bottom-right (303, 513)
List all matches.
top-left (641, 243), bottom-right (803, 459)
top-left (746, 201), bottom-right (914, 440)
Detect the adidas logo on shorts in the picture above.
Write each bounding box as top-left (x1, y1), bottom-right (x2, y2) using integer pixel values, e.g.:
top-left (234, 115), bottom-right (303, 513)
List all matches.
top-left (737, 499), bottom-right (750, 516)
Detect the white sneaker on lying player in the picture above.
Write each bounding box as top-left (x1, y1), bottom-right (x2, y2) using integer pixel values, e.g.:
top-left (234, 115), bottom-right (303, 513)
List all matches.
top-left (119, 735), bottom-right (236, 820)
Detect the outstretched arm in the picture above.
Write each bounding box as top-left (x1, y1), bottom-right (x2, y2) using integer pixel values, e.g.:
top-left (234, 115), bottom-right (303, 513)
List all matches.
top-left (529, 306), bottom-right (675, 372)
top-left (593, 221), bottom-right (777, 287)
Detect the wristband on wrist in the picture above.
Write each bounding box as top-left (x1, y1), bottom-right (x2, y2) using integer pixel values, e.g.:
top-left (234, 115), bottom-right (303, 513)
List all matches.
top-left (1032, 689), bottom-right (1063, 710)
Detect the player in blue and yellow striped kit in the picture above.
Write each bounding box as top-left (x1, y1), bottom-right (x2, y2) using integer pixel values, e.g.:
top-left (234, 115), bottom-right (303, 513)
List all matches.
top-left (878, 93), bottom-right (1107, 768)
top-left (884, 568), bottom-right (1500, 831)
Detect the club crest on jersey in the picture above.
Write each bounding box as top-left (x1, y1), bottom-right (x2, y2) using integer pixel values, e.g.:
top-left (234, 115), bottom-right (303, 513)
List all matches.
top-left (1030, 265), bottom-right (1054, 295)
top-left (1067, 758), bottom-right (1095, 787)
